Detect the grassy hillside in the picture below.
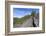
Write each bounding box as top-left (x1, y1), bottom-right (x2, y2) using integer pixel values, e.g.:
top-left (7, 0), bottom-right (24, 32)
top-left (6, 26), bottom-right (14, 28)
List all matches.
top-left (13, 11), bottom-right (39, 25)
top-left (13, 14), bottom-right (31, 25)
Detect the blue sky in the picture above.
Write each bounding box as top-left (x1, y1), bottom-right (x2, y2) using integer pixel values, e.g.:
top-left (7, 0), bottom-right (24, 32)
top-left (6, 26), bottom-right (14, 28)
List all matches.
top-left (13, 8), bottom-right (39, 18)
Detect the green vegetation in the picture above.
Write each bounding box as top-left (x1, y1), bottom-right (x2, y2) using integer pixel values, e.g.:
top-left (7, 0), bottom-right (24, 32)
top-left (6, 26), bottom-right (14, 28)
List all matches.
top-left (13, 11), bottom-right (37, 25)
top-left (13, 15), bottom-right (31, 25)
top-left (31, 11), bottom-right (36, 17)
